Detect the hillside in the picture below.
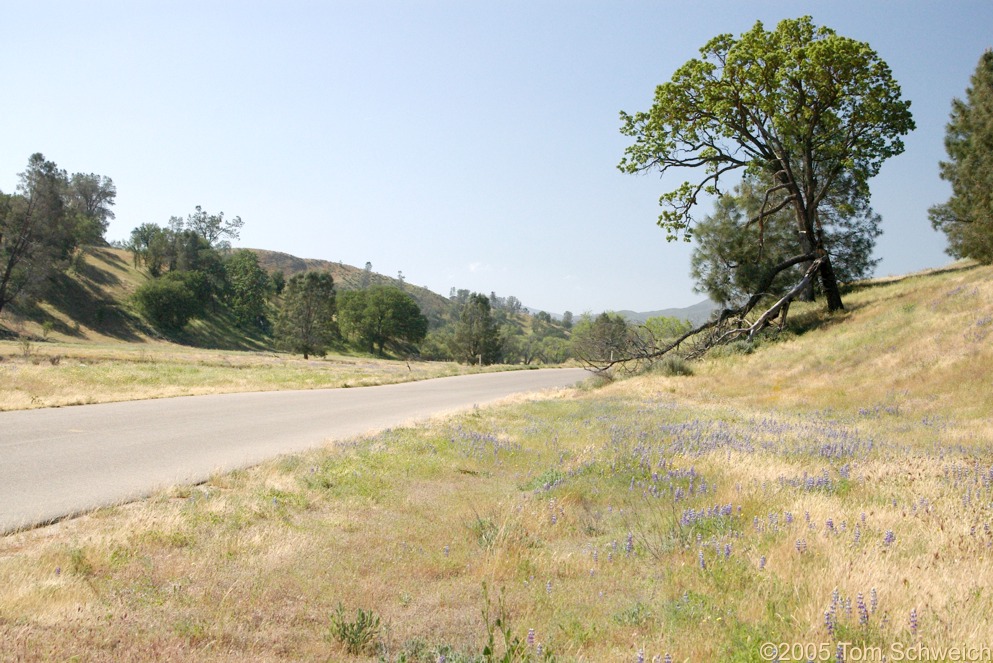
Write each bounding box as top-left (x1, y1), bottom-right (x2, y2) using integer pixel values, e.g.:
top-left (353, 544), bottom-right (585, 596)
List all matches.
top-left (0, 246), bottom-right (567, 358)
top-left (618, 299), bottom-right (718, 326)
top-left (250, 249), bottom-right (455, 325)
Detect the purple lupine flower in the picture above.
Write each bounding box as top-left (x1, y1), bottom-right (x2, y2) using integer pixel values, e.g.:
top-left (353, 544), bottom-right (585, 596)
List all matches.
top-left (698, 550), bottom-right (706, 570)
top-left (545, 580), bottom-right (552, 595)
top-left (444, 545), bottom-right (450, 557)
top-left (536, 644), bottom-right (543, 657)
top-left (626, 532), bottom-right (634, 555)
top-left (853, 526), bottom-right (861, 544)
top-left (527, 628), bottom-right (535, 647)
top-left (836, 643), bottom-right (845, 663)
top-left (785, 511), bottom-right (794, 524)
top-left (857, 593), bottom-right (869, 625)
top-left (795, 539), bottom-right (807, 554)
top-left (883, 530), bottom-right (896, 546)
top-left (910, 608), bottom-right (918, 635)
top-left (759, 555), bottom-right (766, 570)
top-left (826, 518), bottom-right (835, 533)
top-left (825, 609), bottom-right (835, 636)
top-left (723, 543), bottom-right (731, 560)
top-left (637, 650), bottom-right (645, 663)
top-left (664, 655), bottom-right (673, 663)
top-left (870, 588), bottom-right (878, 613)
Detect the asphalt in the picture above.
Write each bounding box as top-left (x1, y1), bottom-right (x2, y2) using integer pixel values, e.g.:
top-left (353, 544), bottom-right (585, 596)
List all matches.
top-left (0, 367), bottom-right (588, 534)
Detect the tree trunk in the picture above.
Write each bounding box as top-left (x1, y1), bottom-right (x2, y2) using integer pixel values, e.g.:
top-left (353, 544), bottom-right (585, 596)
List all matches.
top-left (817, 253), bottom-right (845, 311)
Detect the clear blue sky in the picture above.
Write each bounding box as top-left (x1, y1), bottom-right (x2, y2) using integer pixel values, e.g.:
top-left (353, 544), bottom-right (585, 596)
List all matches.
top-left (2, 1), bottom-right (991, 315)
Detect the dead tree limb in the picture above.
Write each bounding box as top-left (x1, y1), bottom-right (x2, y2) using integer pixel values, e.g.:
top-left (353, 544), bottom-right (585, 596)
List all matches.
top-left (577, 251), bottom-right (821, 373)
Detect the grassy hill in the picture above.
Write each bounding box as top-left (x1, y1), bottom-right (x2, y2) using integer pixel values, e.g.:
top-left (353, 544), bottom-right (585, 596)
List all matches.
top-left (250, 249), bottom-right (456, 326)
top-left (2, 260), bottom-right (991, 659)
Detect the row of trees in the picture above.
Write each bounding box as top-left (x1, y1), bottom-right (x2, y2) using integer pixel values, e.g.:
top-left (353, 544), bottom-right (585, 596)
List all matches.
top-left (1, 154), bottom-right (116, 317)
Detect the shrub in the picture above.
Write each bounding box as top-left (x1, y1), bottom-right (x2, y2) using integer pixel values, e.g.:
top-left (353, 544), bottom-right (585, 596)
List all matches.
top-left (133, 273), bottom-right (203, 331)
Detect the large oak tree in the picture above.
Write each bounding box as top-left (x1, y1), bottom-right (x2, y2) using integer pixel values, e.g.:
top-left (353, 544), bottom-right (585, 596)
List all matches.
top-left (619, 16), bottom-right (914, 311)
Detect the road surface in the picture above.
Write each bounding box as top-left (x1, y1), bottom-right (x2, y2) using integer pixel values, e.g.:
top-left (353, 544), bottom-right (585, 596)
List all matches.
top-left (0, 368), bottom-right (587, 534)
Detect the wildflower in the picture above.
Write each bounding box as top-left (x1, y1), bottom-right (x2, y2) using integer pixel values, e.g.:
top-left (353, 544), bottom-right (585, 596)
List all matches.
top-left (698, 550), bottom-right (706, 570)
top-left (626, 532), bottom-right (634, 555)
top-left (723, 543), bottom-right (731, 560)
top-left (857, 593), bottom-right (869, 625)
top-left (637, 650), bottom-right (645, 663)
top-left (883, 530), bottom-right (896, 546)
top-left (527, 628), bottom-right (535, 647)
top-left (759, 556), bottom-right (766, 570)
top-left (664, 655), bottom-right (673, 663)
top-left (825, 609), bottom-right (835, 636)
top-left (870, 588), bottom-right (878, 613)
top-left (910, 608), bottom-right (918, 635)
top-left (795, 539), bottom-right (807, 554)
top-left (546, 581), bottom-right (552, 595)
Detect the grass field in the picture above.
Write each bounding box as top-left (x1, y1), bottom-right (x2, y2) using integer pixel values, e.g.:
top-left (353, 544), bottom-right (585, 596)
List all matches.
top-left (1, 262), bottom-right (991, 661)
top-left (0, 339), bottom-right (519, 411)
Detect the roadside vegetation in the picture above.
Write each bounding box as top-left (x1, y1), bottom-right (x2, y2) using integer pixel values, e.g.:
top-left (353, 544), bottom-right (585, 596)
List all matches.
top-left (2, 261), bottom-right (990, 661)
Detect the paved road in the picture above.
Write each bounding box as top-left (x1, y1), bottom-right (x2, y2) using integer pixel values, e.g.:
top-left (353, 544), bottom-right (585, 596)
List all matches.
top-left (0, 368), bottom-right (587, 534)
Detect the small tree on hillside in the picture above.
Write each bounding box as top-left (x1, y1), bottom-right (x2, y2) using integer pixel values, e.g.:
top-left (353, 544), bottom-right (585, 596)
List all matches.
top-left (274, 271), bottom-right (337, 359)
top-left (570, 313), bottom-right (631, 366)
top-left (338, 285), bottom-right (428, 355)
top-left (451, 293), bottom-right (502, 365)
top-left (225, 250), bottom-right (271, 330)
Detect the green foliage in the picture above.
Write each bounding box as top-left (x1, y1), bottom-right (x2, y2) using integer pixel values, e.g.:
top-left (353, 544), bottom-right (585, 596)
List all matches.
top-left (274, 271), bottom-right (337, 359)
top-left (133, 272), bottom-right (206, 332)
top-left (451, 293), bottom-right (502, 365)
top-left (224, 250), bottom-right (270, 330)
top-left (66, 172), bottom-right (116, 244)
top-left (691, 176), bottom-right (881, 306)
top-left (619, 16), bottom-right (914, 311)
top-left (337, 285), bottom-right (428, 355)
top-left (328, 604), bottom-right (381, 656)
top-left (1, 153), bottom-right (107, 317)
top-left (930, 50), bottom-right (993, 263)
top-left (481, 583), bottom-right (556, 662)
top-left (184, 205), bottom-right (244, 250)
top-left (570, 312), bottom-right (629, 365)
top-left (653, 355), bottom-right (694, 376)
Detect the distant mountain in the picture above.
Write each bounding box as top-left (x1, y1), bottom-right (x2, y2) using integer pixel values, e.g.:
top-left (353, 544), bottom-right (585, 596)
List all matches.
top-left (617, 299), bottom-right (718, 327)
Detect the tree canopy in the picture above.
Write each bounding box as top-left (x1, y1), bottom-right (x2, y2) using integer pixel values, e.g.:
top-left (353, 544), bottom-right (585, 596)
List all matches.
top-left (619, 16), bottom-right (914, 311)
top-left (1, 154), bottom-right (115, 317)
top-left (337, 285), bottom-right (428, 356)
top-left (274, 271), bottom-right (337, 359)
top-left (691, 174), bottom-right (881, 306)
top-left (929, 50), bottom-right (993, 264)
top-left (450, 293), bottom-right (502, 365)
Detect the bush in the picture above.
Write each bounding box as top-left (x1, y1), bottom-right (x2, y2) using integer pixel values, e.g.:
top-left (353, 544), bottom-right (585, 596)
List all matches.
top-left (654, 355), bottom-right (694, 376)
top-left (133, 273), bottom-right (203, 331)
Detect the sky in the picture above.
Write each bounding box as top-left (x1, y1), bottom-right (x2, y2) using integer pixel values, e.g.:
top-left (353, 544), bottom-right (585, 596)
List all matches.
top-left (2, 1), bottom-right (991, 315)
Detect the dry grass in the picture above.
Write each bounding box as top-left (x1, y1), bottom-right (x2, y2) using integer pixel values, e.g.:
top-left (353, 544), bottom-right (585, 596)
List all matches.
top-left (2, 263), bottom-right (993, 661)
top-left (0, 341), bottom-right (521, 411)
